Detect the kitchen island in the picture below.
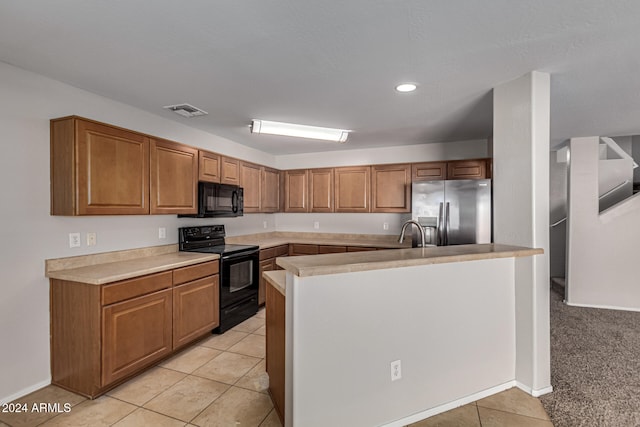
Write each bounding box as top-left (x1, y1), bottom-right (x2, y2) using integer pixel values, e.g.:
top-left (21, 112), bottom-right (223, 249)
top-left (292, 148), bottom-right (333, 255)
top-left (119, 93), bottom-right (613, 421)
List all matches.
top-left (265, 243), bottom-right (545, 427)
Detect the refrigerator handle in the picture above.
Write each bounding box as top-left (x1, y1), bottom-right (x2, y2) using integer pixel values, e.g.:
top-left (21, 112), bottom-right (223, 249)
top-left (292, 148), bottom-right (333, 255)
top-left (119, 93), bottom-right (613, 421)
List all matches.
top-left (437, 202), bottom-right (444, 246)
top-left (444, 202), bottom-right (450, 246)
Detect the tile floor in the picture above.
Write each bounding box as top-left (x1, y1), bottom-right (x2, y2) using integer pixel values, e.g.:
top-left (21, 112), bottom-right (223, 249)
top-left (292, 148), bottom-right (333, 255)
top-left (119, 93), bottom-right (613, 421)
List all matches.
top-left (0, 308), bottom-right (552, 427)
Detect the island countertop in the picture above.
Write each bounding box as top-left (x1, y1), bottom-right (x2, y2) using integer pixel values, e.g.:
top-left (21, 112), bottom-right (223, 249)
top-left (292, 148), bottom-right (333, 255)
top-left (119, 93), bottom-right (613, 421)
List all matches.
top-left (276, 243), bottom-right (543, 277)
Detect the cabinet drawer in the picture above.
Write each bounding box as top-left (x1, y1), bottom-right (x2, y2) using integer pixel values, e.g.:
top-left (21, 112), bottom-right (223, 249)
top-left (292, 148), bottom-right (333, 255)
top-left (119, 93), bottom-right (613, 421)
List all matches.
top-left (318, 245), bottom-right (347, 254)
top-left (260, 247), bottom-right (277, 261)
top-left (102, 271), bottom-right (172, 306)
top-left (173, 261), bottom-right (219, 285)
top-left (274, 245), bottom-right (289, 257)
top-left (289, 244), bottom-right (319, 256)
top-left (347, 246), bottom-right (378, 252)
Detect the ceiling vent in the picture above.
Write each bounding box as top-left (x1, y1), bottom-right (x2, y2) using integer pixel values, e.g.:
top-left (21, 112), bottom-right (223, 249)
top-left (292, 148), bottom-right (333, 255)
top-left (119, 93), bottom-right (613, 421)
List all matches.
top-left (163, 103), bottom-right (208, 118)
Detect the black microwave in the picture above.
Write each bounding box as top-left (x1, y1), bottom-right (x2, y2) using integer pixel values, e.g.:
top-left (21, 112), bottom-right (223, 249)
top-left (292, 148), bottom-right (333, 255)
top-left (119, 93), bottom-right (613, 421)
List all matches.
top-left (181, 182), bottom-right (244, 217)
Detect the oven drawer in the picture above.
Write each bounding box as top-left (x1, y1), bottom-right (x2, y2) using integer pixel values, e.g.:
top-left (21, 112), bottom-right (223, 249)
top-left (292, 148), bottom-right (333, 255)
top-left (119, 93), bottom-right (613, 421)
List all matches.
top-left (173, 261), bottom-right (219, 285)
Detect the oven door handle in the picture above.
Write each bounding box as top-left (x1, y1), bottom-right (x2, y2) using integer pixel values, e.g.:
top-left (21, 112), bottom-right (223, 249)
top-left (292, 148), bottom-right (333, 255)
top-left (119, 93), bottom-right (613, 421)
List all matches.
top-left (221, 250), bottom-right (258, 261)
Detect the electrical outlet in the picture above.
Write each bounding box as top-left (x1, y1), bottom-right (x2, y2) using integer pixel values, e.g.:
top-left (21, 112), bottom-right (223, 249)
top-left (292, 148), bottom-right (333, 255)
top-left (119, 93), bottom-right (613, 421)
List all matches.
top-left (69, 233), bottom-right (81, 248)
top-left (313, 221), bottom-right (320, 229)
top-left (383, 222), bottom-right (389, 230)
top-left (263, 221), bottom-right (268, 229)
top-left (159, 227), bottom-right (166, 239)
top-left (86, 232), bottom-right (97, 246)
top-left (390, 360), bottom-right (402, 381)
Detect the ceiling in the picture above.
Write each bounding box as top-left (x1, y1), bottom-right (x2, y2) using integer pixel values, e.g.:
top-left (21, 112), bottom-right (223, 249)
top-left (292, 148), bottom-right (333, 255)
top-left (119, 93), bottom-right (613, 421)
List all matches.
top-left (1, 1), bottom-right (639, 155)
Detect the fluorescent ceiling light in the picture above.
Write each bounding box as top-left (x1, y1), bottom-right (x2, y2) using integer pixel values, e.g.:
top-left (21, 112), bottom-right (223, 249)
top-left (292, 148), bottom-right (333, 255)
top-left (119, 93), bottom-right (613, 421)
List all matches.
top-left (395, 83), bottom-right (417, 93)
top-left (251, 120), bottom-right (350, 143)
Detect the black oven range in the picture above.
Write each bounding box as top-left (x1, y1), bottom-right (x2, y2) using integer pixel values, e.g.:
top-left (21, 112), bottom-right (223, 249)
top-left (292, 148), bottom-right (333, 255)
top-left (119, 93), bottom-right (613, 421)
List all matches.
top-left (179, 225), bottom-right (259, 333)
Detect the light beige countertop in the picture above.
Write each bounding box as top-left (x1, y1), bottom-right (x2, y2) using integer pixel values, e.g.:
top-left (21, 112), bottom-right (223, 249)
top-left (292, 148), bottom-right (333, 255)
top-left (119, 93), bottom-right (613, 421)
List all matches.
top-left (46, 246), bottom-right (219, 285)
top-left (263, 270), bottom-right (286, 296)
top-left (226, 231), bottom-right (411, 249)
top-left (276, 243), bottom-right (543, 277)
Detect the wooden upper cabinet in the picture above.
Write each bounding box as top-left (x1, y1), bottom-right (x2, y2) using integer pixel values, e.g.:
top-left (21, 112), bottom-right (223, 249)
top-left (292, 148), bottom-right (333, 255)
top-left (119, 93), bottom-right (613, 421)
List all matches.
top-left (220, 156), bottom-right (240, 185)
top-left (334, 166), bottom-right (370, 212)
top-left (150, 138), bottom-right (198, 215)
top-left (412, 162), bottom-right (447, 182)
top-left (447, 159), bottom-right (488, 180)
top-left (371, 164), bottom-right (411, 213)
top-left (261, 167), bottom-right (280, 213)
top-left (283, 169), bottom-right (309, 212)
top-left (51, 116), bottom-right (150, 215)
top-left (309, 168), bottom-right (334, 213)
top-left (198, 150), bottom-right (221, 183)
top-left (240, 161), bottom-right (262, 213)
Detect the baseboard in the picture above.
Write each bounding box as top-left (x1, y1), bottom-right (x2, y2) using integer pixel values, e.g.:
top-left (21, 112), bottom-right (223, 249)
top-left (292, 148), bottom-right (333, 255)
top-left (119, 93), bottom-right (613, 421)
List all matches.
top-left (381, 381), bottom-right (517, 427)
top-left (566, 301), bottom-right (640, 313)
top-left (0, 378), bottom-right (51, 405)
top-left (516, 381), bottom-right (553, 397)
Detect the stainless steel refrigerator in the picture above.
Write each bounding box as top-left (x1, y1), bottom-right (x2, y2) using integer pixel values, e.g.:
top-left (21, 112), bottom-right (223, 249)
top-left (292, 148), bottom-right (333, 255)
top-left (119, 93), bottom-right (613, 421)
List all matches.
top-left (411, 180), bottom-right (492, 246)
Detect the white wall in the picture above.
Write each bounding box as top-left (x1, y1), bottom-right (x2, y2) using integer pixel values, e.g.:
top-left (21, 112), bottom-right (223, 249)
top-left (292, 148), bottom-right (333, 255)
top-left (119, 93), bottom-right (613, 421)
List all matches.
top-left (0, 60), bottom-right (491, 403)
top-left (549, 151), bottom-right (568, 278)
top-left (566, 137), bottom-right (640, 310)
top-left (276, 139), bottom-right (489, 170)
top-left (493, 71), bottom-right (551, 395)
top-left (0, 61), bottom-right (280, 403)
top-left (286, 258), bottom-right (516, 427)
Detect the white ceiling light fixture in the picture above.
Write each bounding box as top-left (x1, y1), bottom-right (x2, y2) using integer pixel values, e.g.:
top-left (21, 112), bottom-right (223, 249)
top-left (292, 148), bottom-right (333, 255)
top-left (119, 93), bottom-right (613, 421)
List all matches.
top-left (395, 83), bottom-right (417, 93)
top-left (250, 120), bottom-right (350, 143)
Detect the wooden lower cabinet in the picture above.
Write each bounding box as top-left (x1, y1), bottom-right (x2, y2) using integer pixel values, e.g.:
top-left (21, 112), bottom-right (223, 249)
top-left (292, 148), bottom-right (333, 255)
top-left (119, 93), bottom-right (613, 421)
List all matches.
top-left (259, 245), bottom-right (288, 305)
top-left (50, 260), bottom-right (219, 398)
top-left (259, 259), bottom-right (276, 305)
top-left (266, 280), bottom-right (286, 424)
top-left (173, 276), bottom-right (219, 349)
top-left (102, 289), bottom-right (172, 385)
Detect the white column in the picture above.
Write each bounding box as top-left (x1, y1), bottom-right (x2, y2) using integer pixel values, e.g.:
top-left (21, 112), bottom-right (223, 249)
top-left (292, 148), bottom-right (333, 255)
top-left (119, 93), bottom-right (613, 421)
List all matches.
top-left (493, 71), bottom-right (552, 395)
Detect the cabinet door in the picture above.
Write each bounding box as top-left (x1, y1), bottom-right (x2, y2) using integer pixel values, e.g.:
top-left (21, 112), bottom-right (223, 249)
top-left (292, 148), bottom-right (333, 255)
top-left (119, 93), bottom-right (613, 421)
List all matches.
top-left (283, 170), bottom-right (309, 212)
top-left (199, 150), bottom-right (221, 183)
top-left (220, 156), bottom-right (240, 185)
top-left (173, 276), bottom-right (219, 349)
top-left (102, 289), bottom-right (172, 386)
top-left (334, 166), bottom-right (371, 212)
top-left (309, 168), bottom-right (334, 212)
top-left (150, 138), bottom-right (198, 214)
top-left (240, 161), bottom-right (262, 213)
top-left (259, 258), bottom-right (276, 306)
top-left (371, 164), bottom-right (411, 213)
top-left (66, 118), bottom-right (150, 215)
top-left (447, 159), bottom-right (487, 180)
top-left (261, 167), bottom-right (280, 213)
top-left (265, 278), bottom-right (286, 423)
top-left (412, 162), bottom-right (447, 182)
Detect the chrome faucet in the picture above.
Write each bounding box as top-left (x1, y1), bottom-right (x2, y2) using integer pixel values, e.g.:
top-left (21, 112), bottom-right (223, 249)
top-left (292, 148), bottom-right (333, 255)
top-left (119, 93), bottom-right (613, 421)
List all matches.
top-left (398, 220), bottom-right (427, 247)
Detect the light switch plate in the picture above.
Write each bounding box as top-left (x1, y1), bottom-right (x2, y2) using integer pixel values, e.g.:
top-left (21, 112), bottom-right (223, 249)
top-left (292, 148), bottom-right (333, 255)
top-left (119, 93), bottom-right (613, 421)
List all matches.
top-left (86, 232), bottom-right (96, 246)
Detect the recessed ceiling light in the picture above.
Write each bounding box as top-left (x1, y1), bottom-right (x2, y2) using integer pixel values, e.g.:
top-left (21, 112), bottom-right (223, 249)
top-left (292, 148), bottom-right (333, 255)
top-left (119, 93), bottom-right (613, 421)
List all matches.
top-left (395, 83), bottom-right (417, 93)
